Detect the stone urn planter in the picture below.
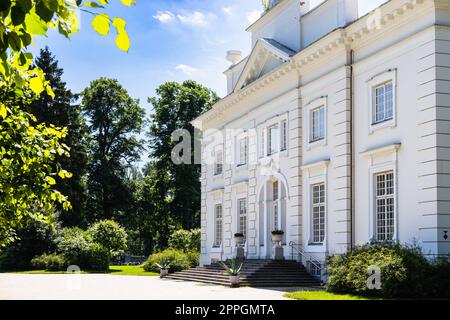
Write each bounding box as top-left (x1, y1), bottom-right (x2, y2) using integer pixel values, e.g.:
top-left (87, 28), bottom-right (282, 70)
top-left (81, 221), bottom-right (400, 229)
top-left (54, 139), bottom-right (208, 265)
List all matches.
top-left (221, 259), bottom-right (243, 288)
top-left (271, 230), bottom-right (285, 261)
top-left (155, 259), bottom-right (171, 278)
top-left (159, 268), bottom-right (169, 278)
top-left (271, 230), bottom-right (284, 243)
top-left (234, 233), bottom-right (244, 246)
top-left (229, 275), bottom-right (240, 287)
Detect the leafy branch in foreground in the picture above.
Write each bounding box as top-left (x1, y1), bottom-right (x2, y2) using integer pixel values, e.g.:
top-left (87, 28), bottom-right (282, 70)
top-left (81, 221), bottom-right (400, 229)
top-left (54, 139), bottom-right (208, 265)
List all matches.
top-left (0, 0), bottom-right (136, 247)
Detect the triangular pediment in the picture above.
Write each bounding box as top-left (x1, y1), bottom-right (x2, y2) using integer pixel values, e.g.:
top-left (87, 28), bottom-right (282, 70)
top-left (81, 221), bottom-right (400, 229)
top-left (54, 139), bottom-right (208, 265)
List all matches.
top-left (234, 38), bottom-right (295, 92)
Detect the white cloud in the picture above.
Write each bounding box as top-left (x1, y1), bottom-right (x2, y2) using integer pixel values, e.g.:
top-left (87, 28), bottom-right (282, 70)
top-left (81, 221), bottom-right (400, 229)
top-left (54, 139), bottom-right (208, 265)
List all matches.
top-left (175, 64), bottom-right (198, 75)
top-left (177, 11), bottom-right (209, 27)
top-left (246, 10), bottom-right (262, 25)
top-left (153, 10), bottom-right (175, 23)
top-left (222, 7), bottom-right (232, 15)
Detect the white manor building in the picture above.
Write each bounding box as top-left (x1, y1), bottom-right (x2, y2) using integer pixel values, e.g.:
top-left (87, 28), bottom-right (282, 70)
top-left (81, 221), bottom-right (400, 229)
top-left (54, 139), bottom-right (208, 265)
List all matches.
top-left (192, 0), bottom-right (450, 274)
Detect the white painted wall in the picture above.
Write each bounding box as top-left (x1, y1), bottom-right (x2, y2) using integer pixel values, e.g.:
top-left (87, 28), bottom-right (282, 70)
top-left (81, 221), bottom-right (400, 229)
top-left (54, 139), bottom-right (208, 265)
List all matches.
top-left (196, 0), bottom-right (450, 268)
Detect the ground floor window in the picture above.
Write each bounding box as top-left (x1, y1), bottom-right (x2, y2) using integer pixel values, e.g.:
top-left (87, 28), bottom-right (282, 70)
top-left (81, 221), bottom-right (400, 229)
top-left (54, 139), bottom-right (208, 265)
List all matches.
top-left (214, 204), bottom-right (222, 246)
top-left (238, 199), bottom-right (247, 240)
top-left (375, 171), bottom-right (395, 241)
top-left (311, 183), bottom-right (326, 244)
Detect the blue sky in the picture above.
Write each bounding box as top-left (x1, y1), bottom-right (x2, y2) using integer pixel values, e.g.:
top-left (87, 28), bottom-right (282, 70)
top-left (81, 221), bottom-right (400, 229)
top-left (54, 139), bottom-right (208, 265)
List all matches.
top-left (32, 0), bottom-right (387, 115)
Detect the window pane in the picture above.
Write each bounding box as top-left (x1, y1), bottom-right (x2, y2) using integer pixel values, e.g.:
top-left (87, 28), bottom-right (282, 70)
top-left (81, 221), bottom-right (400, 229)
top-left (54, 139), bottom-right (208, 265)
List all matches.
top-left (311, 183), bottom-right (326, 243)
top-left (375, 171), bottom-right (395, 241)
top-left (311, 107), bottom-right (325, 141)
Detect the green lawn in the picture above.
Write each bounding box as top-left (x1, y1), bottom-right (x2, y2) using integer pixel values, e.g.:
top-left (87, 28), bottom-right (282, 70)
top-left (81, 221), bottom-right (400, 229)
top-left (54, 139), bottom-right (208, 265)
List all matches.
top-left (284, 290), bottom-right (374, 300)
top-left (108, 265), bottom-right (158, 276)
top-left (8, 265), bottom-right (158, 277)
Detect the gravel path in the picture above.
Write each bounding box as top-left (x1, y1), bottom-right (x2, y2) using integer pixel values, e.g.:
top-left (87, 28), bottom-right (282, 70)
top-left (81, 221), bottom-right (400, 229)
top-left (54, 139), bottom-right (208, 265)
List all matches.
top-left (0, 274), bottom-right (299, 300)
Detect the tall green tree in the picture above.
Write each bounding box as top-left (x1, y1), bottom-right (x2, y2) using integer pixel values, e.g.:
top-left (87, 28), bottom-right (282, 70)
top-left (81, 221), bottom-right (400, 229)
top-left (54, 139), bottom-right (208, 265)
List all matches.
top-left (81, 78), bottom-right (145, 222)
top-left (31, 47), bottom-right (89, 227)
top-left (0, 0), bottom-right (135, 248)
top-left (148, 81), bottom-right (218, 230)
top-left (127, 163), bottom-right (174, 254)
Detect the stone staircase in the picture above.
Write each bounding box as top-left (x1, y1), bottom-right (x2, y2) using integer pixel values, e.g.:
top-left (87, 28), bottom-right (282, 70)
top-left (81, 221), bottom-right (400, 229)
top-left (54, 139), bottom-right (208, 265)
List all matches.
top-left (165, 259), bottom-right (321, 287)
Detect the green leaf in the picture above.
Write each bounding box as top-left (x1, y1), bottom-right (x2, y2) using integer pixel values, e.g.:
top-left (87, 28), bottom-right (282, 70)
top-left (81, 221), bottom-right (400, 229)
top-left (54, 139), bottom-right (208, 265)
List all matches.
top-left (91, 13), bottom-right (110, 36)
top-left (29, 77), bottom-right (45, 95)
top-left (35, 1), bottom-right (54, 22)
top-left (24, 10), bottom-right (48, 35)
top-left (11, 6), bottom-right (26, 25)
top-left (120, 0), bottom-right (135, 6)
top-left (0, 0), bottom-right (11, 12)
top-left (7, 32), bottom-right (21, 51)
top-left (20, 33), bottom-right (32, 47)
top-left (113, 18), bottom-right (130, 52)
top-left (17, 0), bottom-right (32, 14)
top-left (0, 104), bottom-right (7, 119)
top-left (45, 176), bottom-right (56, 185)
top-left (83, 2), bottom-right (103, 8)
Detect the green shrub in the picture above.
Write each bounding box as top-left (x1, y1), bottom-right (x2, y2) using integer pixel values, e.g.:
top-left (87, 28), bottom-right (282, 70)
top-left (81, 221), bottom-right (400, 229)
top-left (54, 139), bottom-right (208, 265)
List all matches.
top-left (56, 227), bottom-right (111, 272)
top-left (87, 220), bottom-right (128, 259)
top-left (168, 228), bottom-right (200, 252)
top-left (80, 243), bottom-right (110, 272)
top-left (31, 254), bottom-right (67, 271)
top-left (142, 249), bottom-right (191, 273)
top-left (186, 250), bottom-right (200, 268)
top-left (57, 227), bottom-right (91, 266)
top-left (0, 214), bottom-right (59, 271)
top-left (327, 243), bottom-right (430, 298)
top-left (422, 257), bottom-right (450, 298)
top-left (189, 229), bottom-right (201, 252)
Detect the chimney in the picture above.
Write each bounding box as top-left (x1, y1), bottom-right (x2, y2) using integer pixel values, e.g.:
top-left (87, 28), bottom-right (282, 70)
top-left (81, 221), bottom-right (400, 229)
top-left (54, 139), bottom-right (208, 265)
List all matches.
top-left (226, 50), bottom-right (242, 66)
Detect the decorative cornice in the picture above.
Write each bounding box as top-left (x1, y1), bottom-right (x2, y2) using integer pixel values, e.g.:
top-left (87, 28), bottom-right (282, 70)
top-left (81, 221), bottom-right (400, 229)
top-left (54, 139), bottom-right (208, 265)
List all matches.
top-left (361, 143), bottom-right (401, 157)
top-left (193, 0), bottom-right (428, 129)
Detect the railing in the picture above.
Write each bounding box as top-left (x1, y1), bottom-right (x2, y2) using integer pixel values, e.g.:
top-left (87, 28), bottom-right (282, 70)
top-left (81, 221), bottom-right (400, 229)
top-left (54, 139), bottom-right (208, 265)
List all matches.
top-left (288, 241), bottom-right (323, 278)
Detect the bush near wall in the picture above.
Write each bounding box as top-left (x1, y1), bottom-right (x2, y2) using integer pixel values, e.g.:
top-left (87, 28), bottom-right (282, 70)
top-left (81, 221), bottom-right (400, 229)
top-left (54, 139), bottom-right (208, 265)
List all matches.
top-left (27, 220), bottom-right (127, 272)
top-left (327, 242), bottom-right (450, 299)
top-left (168, 229), bottom-right (201, 253)
top-left (31, 254), bottom-right (68, 271)
top-left (142, 249), bottom-right (196, 273)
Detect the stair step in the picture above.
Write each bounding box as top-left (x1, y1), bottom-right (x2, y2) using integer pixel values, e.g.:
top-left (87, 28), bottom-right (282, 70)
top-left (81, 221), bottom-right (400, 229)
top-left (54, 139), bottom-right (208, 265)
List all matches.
top-left (165, 259), bottom-right (321, 288)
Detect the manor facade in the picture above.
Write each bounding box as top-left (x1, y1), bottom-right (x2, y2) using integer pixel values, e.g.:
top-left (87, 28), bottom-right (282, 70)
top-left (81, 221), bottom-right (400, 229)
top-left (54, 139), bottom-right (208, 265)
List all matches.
top-left (192, 0), bottom-right (450, 275)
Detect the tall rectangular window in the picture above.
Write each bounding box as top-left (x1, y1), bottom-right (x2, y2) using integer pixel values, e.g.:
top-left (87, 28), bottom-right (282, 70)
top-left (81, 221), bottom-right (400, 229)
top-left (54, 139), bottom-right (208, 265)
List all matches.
top-left (237, 137), bottom-right (247, 166)
top-left (267, 124), bottom-right (278, 155)
top-left (311, 183), bottom-right (326, 244)
top-left (273, 181), bottom-right (279, 230)
top-left (373, 81), bottom-right (393, 124)
top-left (280, 120), bottom-right (287, 151)
top-left (375, 171), bottom-right (395, 241)
top-left (214, 204), bottom-right (223, 246)
top-left (259, 129), bottom-right (265, 158)
top-left (214, 150), bottom-right (223, 175)
top-left (238, 199), bottom-right (247, 240)
top-left (311, 106), bottom-right (325, 142)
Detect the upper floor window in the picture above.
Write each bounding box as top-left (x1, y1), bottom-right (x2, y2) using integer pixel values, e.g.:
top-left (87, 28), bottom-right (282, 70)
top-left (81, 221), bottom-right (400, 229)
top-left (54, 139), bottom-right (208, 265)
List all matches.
top-left (373, 81), bottom-right (393, 124)
top-left (311, 183), bottom-right (326, 244)
top-left (375, 171), bottom-right (395, 241)
top-left (280, 120), bottom-right (287, 151)
top-left (368, 69), bottom-right (397, 133)
top-left (310, 106), bottom-right (325, 142)
top-left (267, 124), bottom-right (278, 155)
top-left (237, 137), bottom-right (247, 166)
top-left (214, 149), bottom-right (223, 176)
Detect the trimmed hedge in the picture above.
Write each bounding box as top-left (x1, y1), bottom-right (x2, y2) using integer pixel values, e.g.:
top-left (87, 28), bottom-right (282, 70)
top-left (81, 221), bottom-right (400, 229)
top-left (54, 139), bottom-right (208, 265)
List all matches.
top-left (31, 254), bottom-right (68, 271)
top-left (168, 229), bottom-right (201, 252)
top-left (142, 249), bottom-right (196, 273)
top-left (327, 242), bottom-right (450, 299)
